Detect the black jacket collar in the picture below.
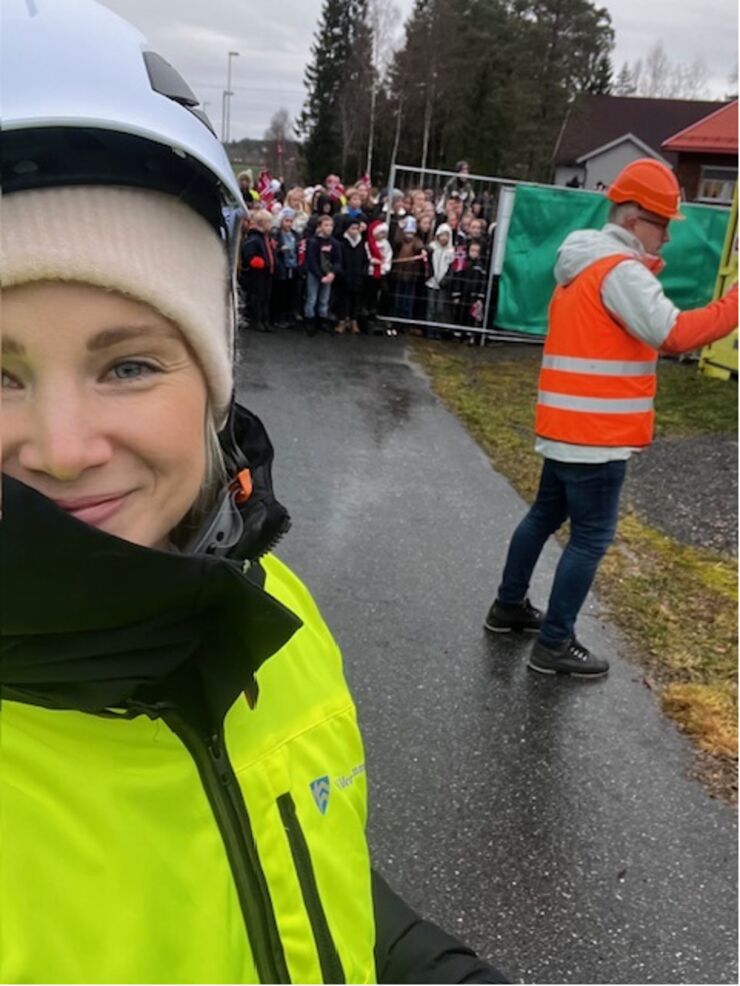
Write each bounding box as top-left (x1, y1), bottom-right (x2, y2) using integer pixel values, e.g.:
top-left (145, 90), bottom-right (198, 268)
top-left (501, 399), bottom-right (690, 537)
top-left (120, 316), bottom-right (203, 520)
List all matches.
top-left (0, 475), bottom-right (301, 736)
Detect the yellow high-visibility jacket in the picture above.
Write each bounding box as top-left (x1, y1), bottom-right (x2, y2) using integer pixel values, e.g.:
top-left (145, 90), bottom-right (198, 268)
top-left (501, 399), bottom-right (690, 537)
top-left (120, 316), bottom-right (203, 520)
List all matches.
top-left (1, 554), bottom-right (376, 984)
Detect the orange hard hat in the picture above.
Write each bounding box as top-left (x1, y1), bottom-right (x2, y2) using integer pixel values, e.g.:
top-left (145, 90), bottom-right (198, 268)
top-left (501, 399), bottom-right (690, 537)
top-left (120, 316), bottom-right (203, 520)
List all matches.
top-left (607, 158), bottom-right (684, 220)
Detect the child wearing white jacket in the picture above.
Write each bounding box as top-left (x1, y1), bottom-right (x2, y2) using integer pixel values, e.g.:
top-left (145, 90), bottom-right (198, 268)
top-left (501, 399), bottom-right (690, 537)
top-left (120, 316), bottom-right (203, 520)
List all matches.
top-left (425, 223), bottom-right (455, 327)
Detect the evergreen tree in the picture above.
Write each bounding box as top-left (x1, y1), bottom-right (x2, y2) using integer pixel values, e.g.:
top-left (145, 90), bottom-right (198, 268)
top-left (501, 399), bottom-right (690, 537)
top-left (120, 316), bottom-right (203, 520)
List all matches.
top-left (376, 0), bottom-right (614, 182)
top-left (612, 61), bottom-right (636, 96)
top-left (586, 52), bottom-right (613, 94)
top-left (297, 0), bottom-right (373, 183)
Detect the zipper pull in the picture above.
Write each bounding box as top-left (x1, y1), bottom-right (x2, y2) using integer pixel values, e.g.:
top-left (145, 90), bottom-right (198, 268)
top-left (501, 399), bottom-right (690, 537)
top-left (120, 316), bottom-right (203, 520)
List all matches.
top-left (207, 731), bottom-right (232, 784)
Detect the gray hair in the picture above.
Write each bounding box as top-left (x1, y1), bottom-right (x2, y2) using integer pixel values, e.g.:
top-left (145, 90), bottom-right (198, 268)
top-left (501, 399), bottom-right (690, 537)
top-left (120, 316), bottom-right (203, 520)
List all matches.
top-left (608, 201), bottom-right (640, 226)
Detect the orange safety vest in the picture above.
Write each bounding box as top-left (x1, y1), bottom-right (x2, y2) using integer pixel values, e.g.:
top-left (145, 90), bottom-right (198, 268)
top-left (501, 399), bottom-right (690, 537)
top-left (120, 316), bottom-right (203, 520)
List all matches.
top-left (535, 253), bottom-right (658, 447)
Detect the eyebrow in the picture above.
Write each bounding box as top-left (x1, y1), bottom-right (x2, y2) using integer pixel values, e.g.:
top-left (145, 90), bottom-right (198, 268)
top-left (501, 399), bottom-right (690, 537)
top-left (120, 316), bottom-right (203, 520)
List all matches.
top-left (1, 337), bottom-right (25, 356)
top-left (1, 324), bottom-right (181, 357)
top-left (86, 325), bottom-right (181, 352)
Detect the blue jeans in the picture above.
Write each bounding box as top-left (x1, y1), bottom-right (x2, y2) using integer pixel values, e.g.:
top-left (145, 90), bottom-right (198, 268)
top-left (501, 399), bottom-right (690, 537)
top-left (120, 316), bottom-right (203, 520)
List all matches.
top-left (497, 458), bottom-right (627, 646)
top-left (394, 279), bottom-right (416, 320)
top-left (304, 273), bottom-right (332, 319)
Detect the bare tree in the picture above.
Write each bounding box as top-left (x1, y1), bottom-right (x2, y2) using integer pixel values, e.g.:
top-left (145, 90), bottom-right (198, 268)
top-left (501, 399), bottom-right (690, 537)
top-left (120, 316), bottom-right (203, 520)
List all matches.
top-left (366, 0), bottom-right (402, 177)
top-left (643, 41), bottom-right (670, 97)
top-left (264, 107), bottom-right (291, 144)
top-left (263, 107), bottom-right (292, 176)
top-left (629, 42), bottom-right (710, 99)
top-left (726, 60), bottom-right (738, 99)
top-left (670, 57), bottom-right (710, 99)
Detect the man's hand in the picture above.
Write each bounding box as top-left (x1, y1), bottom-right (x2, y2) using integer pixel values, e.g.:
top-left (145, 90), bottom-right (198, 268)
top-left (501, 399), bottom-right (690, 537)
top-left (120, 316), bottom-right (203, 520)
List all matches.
top-left (321, 273), bottom-right (335, 284)
top-left (662, 282), bottom-right (738, 354)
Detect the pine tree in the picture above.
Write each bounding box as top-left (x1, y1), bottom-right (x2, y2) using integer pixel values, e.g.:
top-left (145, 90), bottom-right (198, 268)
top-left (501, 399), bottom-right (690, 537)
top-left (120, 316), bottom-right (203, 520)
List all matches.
top-left (612, 61), bottom-right (636, 96)
top-left (376, 0), bottom-right (615, 181)
top-left (297, 0), bottom-right (373, 182)
top-left (586, 52), bottom-right (613, 94)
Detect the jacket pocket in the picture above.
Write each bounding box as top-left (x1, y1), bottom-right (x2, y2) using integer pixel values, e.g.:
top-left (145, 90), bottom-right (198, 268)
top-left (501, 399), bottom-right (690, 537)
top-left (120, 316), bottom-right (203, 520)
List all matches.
top-left (277, 792), bottom-right (345, 984)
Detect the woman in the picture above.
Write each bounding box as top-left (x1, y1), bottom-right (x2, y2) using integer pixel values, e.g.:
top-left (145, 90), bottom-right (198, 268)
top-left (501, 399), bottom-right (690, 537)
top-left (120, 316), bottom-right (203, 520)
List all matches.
top-left (0, 2), bottom-right (505, 984)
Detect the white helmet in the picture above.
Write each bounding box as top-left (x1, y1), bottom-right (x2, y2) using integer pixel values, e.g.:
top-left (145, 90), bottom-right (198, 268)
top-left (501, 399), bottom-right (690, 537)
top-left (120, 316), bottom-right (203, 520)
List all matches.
top-left (1, 0), bottom-right (244, 246)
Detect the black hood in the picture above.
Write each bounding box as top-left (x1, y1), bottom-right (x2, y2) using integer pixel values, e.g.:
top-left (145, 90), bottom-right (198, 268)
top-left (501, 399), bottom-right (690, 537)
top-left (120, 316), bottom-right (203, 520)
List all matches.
top-left (0, 407), bottom-right (299, 735)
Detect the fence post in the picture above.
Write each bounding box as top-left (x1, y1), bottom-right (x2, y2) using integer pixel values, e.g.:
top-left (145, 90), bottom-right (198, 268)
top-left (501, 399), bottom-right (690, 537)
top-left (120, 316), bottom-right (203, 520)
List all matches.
top-left (387, 160), bottom-right (397, 221)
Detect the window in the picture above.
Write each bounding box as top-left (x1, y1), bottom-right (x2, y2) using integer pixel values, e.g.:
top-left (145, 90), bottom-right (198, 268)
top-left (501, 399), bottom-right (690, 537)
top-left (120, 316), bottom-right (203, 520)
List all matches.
top-left (697, 166), bottom-right (737, 204)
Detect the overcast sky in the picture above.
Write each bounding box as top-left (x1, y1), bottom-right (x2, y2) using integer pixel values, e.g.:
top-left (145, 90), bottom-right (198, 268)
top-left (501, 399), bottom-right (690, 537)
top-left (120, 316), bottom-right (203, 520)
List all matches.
top-left (102, 0), bottom-right (737, 141)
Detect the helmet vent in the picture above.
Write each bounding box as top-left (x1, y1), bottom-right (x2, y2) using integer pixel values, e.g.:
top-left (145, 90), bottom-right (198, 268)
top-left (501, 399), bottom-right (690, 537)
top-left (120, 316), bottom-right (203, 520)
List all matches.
top-left (143, 51), bottom-right (199, 108)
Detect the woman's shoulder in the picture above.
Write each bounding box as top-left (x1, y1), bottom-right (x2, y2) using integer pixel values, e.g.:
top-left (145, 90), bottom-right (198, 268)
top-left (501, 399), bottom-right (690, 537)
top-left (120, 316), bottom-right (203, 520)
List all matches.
top-left (259, 555), bottom-right (325, 627)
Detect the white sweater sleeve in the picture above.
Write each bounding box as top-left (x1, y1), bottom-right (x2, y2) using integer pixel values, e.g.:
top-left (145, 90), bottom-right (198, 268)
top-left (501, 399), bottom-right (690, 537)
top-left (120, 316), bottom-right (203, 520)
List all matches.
top-left (601, 260), bottom-right (680, 349)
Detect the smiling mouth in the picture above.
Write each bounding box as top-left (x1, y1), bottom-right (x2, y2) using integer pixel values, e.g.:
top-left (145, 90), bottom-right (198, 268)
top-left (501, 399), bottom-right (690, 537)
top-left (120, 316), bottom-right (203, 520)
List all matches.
top-left (53, 493), bottom-right (131, 527)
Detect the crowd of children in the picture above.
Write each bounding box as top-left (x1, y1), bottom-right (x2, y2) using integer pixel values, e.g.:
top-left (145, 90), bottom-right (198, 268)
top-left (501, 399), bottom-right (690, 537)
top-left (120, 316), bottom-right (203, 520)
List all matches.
top-left (236, 161), bottom-right (497, 338)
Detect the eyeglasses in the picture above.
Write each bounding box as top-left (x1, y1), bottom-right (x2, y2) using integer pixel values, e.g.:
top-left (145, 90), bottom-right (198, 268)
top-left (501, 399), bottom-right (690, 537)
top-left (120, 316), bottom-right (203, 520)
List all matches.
top-left (636, 213), bottom-right (670, 232)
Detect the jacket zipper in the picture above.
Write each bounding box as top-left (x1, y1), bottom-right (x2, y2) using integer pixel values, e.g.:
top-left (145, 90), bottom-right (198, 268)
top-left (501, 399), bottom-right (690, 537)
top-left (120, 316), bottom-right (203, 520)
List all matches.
top-left (163, 712), bottom-right (291, 984)
top-left (277, 793), bottom-right (345, 984)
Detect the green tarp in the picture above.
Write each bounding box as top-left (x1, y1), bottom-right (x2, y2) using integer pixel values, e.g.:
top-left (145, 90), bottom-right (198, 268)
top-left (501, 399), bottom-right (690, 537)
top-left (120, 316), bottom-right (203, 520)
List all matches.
top-left (495, 185), bottom-right (730, 336)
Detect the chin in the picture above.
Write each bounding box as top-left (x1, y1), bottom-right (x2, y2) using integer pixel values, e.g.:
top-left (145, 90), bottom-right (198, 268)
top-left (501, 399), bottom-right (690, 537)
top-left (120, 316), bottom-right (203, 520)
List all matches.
top-left (99, 509), bottom-right (170, 550)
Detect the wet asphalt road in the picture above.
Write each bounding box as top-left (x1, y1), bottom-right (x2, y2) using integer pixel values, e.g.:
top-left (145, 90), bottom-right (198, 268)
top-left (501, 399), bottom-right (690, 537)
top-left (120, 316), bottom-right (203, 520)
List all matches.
top-left (235, 330), bottom-right (737, 986)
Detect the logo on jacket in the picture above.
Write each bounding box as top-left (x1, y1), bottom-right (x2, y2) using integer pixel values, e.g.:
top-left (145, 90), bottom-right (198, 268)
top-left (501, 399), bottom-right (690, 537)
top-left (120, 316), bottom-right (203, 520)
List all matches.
top-left (309, 776), bottom-right (331, 815)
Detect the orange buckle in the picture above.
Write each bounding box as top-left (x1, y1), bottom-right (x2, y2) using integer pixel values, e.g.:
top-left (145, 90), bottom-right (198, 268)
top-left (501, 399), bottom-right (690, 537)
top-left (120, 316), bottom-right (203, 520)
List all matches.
top-left (232, 468), bottom-right (253, 504)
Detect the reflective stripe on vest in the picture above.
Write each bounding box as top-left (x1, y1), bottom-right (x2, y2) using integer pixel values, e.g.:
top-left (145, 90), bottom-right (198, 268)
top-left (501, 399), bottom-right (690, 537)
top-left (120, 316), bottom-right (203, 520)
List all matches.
top-left (538, 390), bottom-right (654, 414)
top-left (541, 355), bottom-right (657, 377)
top-left (535, 253), bottom-right (658, 447)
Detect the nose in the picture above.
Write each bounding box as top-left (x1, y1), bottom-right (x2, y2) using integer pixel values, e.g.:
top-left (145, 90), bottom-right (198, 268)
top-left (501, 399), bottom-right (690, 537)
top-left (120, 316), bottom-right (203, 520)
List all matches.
top-left (17, 387), bottom-right (113, 481)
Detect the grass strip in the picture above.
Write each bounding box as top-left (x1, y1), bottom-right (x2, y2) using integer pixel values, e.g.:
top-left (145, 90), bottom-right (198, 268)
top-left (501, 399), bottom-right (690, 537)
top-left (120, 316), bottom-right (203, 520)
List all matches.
top-left (411, 340), bottom-right (738, 783)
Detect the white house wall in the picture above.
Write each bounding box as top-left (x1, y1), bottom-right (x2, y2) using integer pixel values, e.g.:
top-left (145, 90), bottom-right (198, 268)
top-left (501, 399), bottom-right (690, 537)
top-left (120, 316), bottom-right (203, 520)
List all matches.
top-left (554, 164), bottom-right (586, 187)
top-left (583, 140), bottom-right (653, 190)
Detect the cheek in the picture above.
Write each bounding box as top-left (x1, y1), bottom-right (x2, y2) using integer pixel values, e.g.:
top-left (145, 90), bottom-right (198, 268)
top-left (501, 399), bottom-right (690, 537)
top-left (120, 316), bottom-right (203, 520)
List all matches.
top-left (130, 380), bottom-right (208, 498)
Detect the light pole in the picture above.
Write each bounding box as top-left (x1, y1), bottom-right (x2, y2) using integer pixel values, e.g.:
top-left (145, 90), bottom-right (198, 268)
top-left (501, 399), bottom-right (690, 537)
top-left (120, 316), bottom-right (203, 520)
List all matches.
top-left (221, 90), bottom-right (231, 142)
top-left (224, 50), bottom-right (239, 143)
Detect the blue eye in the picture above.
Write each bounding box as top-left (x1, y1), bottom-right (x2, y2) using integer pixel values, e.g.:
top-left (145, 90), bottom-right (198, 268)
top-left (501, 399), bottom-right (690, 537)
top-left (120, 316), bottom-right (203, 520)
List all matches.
top-left (1, 369), bottom-right (23, 390)
top-left (108, 360), bottom-right (157, 381)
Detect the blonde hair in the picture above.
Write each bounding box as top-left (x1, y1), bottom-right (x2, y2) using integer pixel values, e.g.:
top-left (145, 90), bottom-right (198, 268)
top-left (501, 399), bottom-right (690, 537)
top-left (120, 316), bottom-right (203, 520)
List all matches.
top-left (251, 209), bottom-right (273, 227)
top-left (169, 407), bottom-right (228, 549)
top-left (286, 186), bottom-right (309, 213)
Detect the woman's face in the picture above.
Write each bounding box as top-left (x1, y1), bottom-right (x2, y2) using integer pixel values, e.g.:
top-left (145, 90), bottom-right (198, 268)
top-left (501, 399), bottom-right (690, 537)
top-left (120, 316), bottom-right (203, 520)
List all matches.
top-left (2, 281), bottom-right (209, 550)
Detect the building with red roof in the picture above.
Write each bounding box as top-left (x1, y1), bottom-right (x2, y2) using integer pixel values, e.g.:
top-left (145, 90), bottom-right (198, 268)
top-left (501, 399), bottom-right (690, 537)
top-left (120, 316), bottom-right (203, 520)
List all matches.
top-left (662, 101), bottom-right (738, 204)
top-left (551, 94), bottom-right (726, 190)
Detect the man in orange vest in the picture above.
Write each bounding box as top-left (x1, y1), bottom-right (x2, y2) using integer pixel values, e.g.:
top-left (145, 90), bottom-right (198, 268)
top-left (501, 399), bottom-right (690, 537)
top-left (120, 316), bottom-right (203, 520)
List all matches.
top-left (484, 159), bottom-right (738, 678)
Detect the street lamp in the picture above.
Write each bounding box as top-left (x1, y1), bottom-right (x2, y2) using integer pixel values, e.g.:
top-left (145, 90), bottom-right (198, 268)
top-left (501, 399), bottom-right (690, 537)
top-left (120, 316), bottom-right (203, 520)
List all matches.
top-left (221, 90), bottom-right (234, 143)
top-left (223, 50), bottom-right (239, 143)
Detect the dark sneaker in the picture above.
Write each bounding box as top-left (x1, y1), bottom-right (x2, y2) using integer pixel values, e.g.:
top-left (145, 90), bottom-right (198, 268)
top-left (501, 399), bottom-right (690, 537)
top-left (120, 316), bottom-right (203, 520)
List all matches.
top-left (484, 598), bottom-right (543, 633)
top-left (528, 638), bottom-right (609, 678)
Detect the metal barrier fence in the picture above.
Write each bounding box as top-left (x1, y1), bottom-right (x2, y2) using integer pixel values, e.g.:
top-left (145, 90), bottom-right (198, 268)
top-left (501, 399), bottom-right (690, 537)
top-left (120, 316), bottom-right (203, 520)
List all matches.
top-left (380, 163), bottom-right (520, 342)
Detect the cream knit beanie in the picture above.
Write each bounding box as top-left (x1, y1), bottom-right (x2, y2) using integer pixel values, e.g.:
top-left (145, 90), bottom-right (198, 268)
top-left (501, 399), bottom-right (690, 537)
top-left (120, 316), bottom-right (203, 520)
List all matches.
top-left (1, 186), bottom-right (234, 418)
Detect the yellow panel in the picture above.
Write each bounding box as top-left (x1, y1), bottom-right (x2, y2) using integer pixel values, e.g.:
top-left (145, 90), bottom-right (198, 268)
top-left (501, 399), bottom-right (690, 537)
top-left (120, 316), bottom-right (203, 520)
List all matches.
top-left (700, 185), bottom-right (738, 379)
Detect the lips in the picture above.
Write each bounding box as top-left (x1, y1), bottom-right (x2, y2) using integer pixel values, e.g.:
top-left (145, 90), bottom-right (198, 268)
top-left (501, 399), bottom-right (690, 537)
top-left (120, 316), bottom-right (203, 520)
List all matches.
top-left (53, 493), bottom-right (130, 527)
